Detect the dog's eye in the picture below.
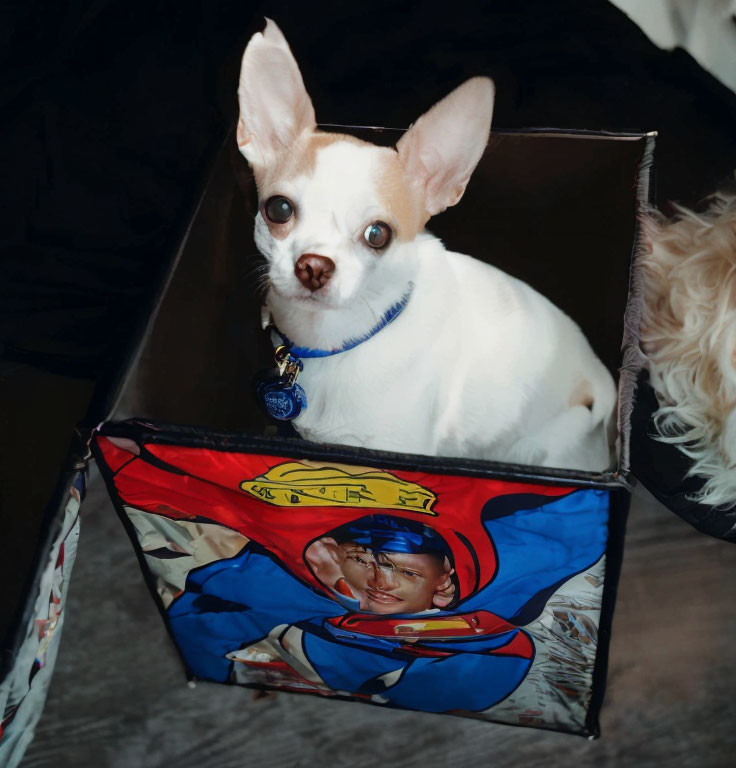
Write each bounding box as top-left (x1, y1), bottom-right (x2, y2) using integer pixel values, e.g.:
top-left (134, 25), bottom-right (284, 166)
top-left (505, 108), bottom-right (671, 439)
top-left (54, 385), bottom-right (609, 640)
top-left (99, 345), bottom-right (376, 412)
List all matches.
top-left (264, 196), bottom-right (294, 223)
top-left (363, 221), bottom-right (392, 249)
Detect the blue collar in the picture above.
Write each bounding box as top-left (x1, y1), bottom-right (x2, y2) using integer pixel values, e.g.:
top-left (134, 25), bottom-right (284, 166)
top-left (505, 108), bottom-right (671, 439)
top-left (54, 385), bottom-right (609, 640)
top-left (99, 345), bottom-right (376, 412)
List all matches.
top-left (272, 283), bottom-right (414, 359)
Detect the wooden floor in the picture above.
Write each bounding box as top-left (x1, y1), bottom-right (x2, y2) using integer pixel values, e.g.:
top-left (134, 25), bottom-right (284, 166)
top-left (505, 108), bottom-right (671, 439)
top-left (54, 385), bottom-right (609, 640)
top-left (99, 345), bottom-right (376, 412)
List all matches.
top-left (21, 467), bottom-right (736, 768)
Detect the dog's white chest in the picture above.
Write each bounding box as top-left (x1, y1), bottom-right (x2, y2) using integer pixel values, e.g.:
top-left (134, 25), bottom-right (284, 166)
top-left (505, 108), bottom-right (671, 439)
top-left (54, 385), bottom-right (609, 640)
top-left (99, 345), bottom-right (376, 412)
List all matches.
top-left (292, 327), bottom-right (440, 453)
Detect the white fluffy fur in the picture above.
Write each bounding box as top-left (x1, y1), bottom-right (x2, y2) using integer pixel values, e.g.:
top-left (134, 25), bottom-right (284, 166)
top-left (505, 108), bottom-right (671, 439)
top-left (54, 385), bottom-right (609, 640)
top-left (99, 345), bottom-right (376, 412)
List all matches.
top-left (640, 192), bottom-right (736, 507)
top-left (238, 20), bottom-right (617, 472)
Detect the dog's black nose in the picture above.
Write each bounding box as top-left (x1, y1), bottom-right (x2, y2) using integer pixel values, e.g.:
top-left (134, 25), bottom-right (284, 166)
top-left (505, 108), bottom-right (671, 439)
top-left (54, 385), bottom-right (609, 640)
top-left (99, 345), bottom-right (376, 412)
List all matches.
top-left (295, 254), bottom-right (335, 291)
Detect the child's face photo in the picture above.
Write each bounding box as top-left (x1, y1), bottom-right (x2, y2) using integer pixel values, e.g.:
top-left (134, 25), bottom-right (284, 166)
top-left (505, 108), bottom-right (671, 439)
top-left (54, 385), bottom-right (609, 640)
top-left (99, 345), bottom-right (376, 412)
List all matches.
top-left (339, 544), bottom-right (452, 614)
top-left (304, 533), bottom-right (455, 615)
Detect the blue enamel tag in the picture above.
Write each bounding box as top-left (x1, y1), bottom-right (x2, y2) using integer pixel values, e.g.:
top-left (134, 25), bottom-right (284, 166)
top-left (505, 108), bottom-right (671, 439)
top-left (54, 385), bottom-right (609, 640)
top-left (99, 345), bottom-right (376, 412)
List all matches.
top-left (257, 377), bottom-right (307, 421)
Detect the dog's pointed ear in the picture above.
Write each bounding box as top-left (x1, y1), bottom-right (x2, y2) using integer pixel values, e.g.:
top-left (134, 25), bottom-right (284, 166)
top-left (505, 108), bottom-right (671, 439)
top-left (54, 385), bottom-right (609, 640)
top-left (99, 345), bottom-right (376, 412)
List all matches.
top-left (237, 19), bottom-right (316, 167)
top-left (397, 77), bottom-right (494, 217)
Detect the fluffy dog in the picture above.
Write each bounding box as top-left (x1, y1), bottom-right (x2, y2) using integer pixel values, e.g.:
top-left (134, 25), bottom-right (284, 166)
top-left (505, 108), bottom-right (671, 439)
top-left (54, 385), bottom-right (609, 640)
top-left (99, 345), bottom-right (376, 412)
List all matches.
top-left (640, 192), bottom-right (736, 507)
top-left (238, 20), bottom-right (617, 471)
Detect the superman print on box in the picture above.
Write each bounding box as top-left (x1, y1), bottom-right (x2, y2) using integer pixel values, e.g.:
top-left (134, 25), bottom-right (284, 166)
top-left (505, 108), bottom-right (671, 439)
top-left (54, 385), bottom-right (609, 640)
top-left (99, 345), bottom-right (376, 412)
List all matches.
top-left (94, 426), bottom-right (613, 734)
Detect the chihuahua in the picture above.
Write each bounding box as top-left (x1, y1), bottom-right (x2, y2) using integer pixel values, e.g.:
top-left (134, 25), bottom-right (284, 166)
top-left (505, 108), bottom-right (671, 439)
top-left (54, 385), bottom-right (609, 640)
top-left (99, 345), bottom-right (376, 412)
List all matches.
top-left (237, 20), bottom-right (617, 472)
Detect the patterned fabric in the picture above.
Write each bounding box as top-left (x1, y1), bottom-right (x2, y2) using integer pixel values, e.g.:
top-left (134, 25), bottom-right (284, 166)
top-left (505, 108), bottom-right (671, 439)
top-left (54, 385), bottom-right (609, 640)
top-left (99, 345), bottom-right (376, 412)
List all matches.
top-left (0, 473), bottom-right (84, 768)
top-left (95, 432), bottom-right (614, 735)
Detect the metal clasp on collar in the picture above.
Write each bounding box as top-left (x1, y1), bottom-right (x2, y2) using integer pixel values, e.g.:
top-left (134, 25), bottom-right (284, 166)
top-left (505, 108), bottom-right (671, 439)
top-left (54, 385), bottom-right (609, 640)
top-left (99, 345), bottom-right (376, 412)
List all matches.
top-left (274, 344), bottom-right (303, 387)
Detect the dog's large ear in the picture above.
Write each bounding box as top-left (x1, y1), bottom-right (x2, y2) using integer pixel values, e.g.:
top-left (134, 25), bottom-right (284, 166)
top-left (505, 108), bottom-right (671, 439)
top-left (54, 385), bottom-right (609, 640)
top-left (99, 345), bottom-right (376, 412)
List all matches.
top-left (397, 77), bottom-right (494, 217)
top-left (237, 19), bottom-right (316, 167)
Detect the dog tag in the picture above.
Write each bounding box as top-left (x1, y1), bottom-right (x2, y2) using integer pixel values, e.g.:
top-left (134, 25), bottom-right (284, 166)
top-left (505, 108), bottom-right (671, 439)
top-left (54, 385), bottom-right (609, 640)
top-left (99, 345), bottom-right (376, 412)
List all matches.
top-left (256, 376), bottom-right (307, 421)
top-left (255, 346), bottom-right (307, 421)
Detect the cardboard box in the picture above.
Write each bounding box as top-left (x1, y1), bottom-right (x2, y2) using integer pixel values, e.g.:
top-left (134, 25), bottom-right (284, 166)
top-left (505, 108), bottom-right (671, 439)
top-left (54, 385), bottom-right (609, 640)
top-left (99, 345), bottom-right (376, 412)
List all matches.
top-left (92, 126), bottom-right (655, 736)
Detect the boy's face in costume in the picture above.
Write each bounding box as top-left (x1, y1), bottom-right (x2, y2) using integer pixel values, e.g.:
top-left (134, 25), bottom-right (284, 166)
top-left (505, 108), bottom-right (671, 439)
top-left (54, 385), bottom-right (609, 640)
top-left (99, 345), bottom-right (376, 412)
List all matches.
top-left (338, 543), bottom-right (453, 614)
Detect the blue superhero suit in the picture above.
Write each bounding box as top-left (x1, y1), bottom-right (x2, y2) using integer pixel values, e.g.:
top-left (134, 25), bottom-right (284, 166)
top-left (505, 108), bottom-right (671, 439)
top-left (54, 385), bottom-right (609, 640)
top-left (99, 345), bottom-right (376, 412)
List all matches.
top-left (166, 488), bottom-right (609, 713)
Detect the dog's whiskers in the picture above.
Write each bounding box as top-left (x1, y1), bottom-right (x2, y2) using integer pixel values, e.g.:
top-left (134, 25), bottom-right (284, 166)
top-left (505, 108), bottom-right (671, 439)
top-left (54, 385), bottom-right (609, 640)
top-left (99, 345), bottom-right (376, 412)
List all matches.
top-left (243, 256), bottom-right (271, 297)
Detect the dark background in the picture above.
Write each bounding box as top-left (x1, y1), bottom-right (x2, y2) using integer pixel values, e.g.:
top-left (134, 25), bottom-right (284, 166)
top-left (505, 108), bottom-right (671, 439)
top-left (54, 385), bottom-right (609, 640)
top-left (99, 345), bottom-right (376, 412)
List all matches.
top-left (3, 0), bottom-right (736, 382)
top-left (2, 0), bottom-right (736, 670)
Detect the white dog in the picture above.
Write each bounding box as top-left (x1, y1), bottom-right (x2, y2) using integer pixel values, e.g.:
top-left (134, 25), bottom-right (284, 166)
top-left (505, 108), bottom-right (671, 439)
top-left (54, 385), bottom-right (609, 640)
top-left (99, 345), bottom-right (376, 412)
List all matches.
top-left (237, 20), bottom-right (617, 471)
top-left (640, 193), bottom-right (736, 506)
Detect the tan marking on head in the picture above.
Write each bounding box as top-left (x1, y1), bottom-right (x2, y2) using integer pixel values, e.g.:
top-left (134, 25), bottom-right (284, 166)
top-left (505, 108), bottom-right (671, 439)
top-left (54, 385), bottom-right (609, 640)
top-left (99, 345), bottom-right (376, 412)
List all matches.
top-left (251, 130), bottom-right (428, 244)
top-left (252, 130), bottom-right (368, 193)
top-left (570, 379), bottom-right (594, 411)
top-left (254, 130), bottom-right (372, 239)
top-left (375, 151), bottom-right (427, 242)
